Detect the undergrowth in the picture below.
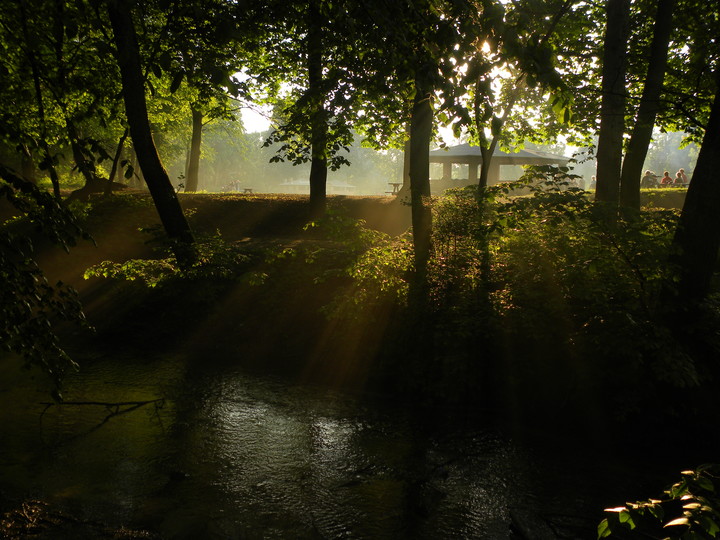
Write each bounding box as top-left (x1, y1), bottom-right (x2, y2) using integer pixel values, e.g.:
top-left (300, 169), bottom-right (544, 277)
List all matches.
top-left (79, 181), bottom-right (720, 425)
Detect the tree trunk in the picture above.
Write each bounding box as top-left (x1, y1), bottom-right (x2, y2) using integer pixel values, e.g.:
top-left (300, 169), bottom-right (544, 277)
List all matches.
top-left (619, 0), bottom-right (675, 211)
top-left (409, 76), bottom-right (434, 283)
top-left (475, 78), bottom-right (520, 190)
top-left (594, 0), bottom-right (631, 206)
top-left (185, 106), bottom-right (203, 192)
top-left (665, 84), bottom-right (720, 306)
top-left (107, 0), bottom-right (195, 265)
top-left (402, 137), bottom-right (411, 187)
top-left (478, 145), bottom-right (494, 189)
top-left (307, 0), bottom-right (327, 218)
top-left (105, 128), bottom-right (128, 196)
top-left (404, 73), bottom-right (436, 374)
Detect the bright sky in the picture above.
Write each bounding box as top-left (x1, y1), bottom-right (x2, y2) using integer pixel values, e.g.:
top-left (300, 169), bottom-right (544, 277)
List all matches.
top-left (242, 107), bottom-right (272, 133)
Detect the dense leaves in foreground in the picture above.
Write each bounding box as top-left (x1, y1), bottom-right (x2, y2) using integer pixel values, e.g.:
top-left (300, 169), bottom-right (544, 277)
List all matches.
top-left (0, 167), bottom-right (91, 398)
top-left (598, 464), bottom-right (720, 539)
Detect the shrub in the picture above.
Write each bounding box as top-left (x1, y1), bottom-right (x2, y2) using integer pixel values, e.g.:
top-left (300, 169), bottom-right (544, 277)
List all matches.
top-left (598, 465), bottom-right (720, 539)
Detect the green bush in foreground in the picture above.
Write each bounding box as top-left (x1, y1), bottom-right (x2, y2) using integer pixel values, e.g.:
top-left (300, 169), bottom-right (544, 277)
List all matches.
top-left (598, 465), bottom-right (720, 539)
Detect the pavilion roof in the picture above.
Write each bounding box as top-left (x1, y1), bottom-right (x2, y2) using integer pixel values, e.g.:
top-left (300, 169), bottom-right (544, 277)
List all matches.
top-left (429, 144), bottom-right (569, 165)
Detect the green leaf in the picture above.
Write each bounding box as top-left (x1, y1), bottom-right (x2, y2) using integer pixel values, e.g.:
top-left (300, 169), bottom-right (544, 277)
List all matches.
top-left (597, 519), bottom-right (612, 538)
top-left (619, 510), bottom-right (635, 528)
top-left (695, 477), bottom-right (715, 492)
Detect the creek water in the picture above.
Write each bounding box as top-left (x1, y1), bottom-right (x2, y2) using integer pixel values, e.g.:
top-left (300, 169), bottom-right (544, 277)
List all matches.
top-left (0, 353), bottom-right (692, 539)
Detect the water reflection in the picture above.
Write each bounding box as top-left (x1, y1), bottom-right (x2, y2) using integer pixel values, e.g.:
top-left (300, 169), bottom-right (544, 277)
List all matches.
top-left (0, 354), bottom-right (661, 538)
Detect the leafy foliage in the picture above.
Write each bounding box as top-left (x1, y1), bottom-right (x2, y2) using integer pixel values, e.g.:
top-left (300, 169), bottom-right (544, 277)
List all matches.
top-left (306, 210), bottom-right (413, 318)
top-left (598, 465), bottom-right (720, 539)
top-left (0, 166), bottom-right (90, 396)
top-left (323, 169), bottom-right (714, 417)
top-left (84, 232), bottom-right (255, 289)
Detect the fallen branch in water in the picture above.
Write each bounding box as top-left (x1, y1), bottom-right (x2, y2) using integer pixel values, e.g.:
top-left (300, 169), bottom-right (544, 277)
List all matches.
top-left (40, 398), bottom-right (165, 417)
top-left (38, 398), bottom-right (166, 440)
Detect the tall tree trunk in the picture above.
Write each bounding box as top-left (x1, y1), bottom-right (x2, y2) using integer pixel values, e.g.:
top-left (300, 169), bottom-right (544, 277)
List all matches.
top-left (405, 73), bottom-right (435, 375)
top-left (409, 76), bottom-right (434, 283)
top-left (478, 145), bottom-right (497, 189)
top-left (107, 0), bottom-right (195, 265)
top-left (402, 137), bottom-right (411, 188)
top-left (665, 83), bottom-right (720, 306)
top-left (307, 0), bottom-right (327, 218)
top-left (619, 0), bottom-right (675, 211)
top-left (185, 106), bottom-right (203, 192)
top-left (475, 79), bottom-right (520, 190)
top-left (105, 128), bottom-right (128, 196)
top-left (594, 0), bottom-right (631, 206)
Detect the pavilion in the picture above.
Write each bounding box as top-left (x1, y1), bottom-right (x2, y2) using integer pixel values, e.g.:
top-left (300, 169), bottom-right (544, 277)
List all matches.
top-left (429, 143), bottom-right (569, 189)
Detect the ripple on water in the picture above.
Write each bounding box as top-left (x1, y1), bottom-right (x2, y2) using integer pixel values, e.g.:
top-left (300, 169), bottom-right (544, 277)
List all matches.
top-left (0, 355), bottom-right (671, 538)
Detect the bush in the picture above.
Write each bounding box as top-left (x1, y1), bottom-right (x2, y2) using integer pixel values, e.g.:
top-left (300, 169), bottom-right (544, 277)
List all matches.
top-left (598, 465), bottom-right (720, 539)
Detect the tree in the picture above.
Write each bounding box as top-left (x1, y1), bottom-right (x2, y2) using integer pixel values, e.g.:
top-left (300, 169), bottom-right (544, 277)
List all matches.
top-left (158, 0), bottom-right (252, 192)
top-left (594, 0), bottom-right (631, 206)
top-left (460, 0), bottom-right (574, 189)
top-left (656, 0), bottom-right (720, 140)
top-left (618, 0), bottom-right (675, 211)
top-left (666, 80), bottom-right (720, 306)
top-left (0, 0), bottom-right (132, 199)
top-left (184, 106), bottom-right (203, 192)
top-left (106, 0), bottom-right (195, 265)
top-left (257, 0), bottom-right (360, 217)
top-left (409, 72), bottom-right (434, 284)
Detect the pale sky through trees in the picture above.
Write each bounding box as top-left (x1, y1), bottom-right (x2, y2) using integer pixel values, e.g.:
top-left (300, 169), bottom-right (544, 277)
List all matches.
top-left (242, 107), bottom-right (271, 133)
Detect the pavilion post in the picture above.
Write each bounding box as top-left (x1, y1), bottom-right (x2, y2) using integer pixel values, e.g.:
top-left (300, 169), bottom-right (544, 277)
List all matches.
top-left (469, 159), bottom-right (479, 183)
top-left (442, 162), bottom-right (452, 180)
top-left (488, 163), bottom-right (500, 185)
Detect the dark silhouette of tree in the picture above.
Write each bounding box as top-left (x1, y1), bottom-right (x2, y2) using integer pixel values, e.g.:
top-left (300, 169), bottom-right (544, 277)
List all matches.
top-left (594, 0), bottom-right (631, 206)
top-left (619, 0), bottom-right (675, 211)
top-left (666, 81), bottom-right (720, 306)
top-left (107, 0), bottom-right (195, 266)
top-left (185, 106), bottom-right (203, 192)
top-left (307, 0), bottom-right (328, 217)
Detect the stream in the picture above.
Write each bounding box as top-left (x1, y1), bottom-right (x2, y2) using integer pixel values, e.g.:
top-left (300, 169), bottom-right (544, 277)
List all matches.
top-left (0, 352), bottom-right (694, 539)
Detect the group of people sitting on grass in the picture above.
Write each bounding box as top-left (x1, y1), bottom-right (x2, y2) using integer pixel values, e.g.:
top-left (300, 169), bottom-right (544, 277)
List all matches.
top-left (641, 168), bottom-right (689, 188)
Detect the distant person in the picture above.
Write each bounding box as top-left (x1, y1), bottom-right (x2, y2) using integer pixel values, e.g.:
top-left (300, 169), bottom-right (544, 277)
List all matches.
top-left (589, 175), bottom-right (596, 190)
top-left (674, 171), bottom-right (685, 186)
top-left (641, 170), bottom-right (658, 188)
top-left (677, 168), bottom-right (689, 184)
top-left (660, 171), bottom-right (673, 186)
